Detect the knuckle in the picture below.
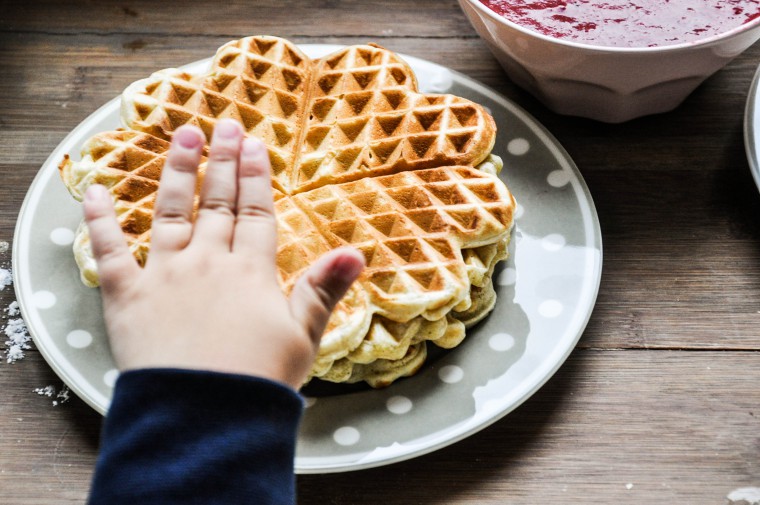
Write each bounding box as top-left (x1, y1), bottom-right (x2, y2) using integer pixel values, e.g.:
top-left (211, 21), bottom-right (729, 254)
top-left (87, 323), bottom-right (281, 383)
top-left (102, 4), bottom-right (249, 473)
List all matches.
top-left (94, 248), bottom-right (133, 283)
top-left (153, 206), bottom-right (192, 223)
top-left (168, 153), bottom-right (200, 174)
top-left (209, 135), bottom-right (242, 162)
top-left (100, 270), bottom-right (136, 300)
top-left (310, 278), bottom-right (337, 315)
top-left (240, 158), bottom-right (270, 177)
top-left (237, 203), bottom-right (274, 221)
top-left (84, 204), bottom-right (110, 222)
top-left (200, 198), bottom-right (236, 216)
top-left (209, 149), bottom-right (238, 164)
top-left (95, 244), bottom-right (123, 265)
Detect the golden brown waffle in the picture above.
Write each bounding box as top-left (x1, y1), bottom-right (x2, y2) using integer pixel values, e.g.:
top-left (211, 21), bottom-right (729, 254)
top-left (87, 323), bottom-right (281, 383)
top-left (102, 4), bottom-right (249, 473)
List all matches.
top-left (277, 163), bottom-right (514, 381)
top-left (60, 130), bottom-right (206, 283)
top-left (279, 164), bottom-right (514, 322)
top-left (309, 237), bottom-right (508, 386)
top-left (64, 144), bottom-right (514, 384)
top-left (351, 343), bottom-right (428, 388)
top-left (450, 242), bottom-right (506, 327)
top-left (121, 36), bottom-right (496, 194)
top-left (60, 36), bottom-right (515, 387)
top-left (321, 341), bottom-right (429, 388)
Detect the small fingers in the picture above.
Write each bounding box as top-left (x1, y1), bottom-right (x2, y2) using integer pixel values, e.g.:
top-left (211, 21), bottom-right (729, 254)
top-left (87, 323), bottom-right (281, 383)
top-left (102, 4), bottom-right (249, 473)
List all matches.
top-left (150, 126), bottom-right (205, 253)
top-left (83, 184), bottom-right (140, 293)
top-left (232, 138), bottom-right (277, 259)
top-left (192, 119), bottom-right (244, 250)
top-left (288, 247), bottom-right (365, 345)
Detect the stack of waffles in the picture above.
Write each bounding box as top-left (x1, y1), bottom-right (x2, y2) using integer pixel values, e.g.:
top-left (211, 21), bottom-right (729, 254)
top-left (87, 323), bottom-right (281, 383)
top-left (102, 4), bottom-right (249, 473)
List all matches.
top-left (59, 36), bottom-right (516, 387)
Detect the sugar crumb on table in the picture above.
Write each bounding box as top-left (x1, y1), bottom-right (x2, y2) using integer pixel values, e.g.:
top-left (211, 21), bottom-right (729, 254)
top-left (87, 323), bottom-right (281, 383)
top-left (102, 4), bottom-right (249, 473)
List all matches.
top-left (0, 267), bottom-right (11, 291)
top-left (1, 250), bottom-right (32, 364)
top-left (34, 384), bottom-right (71, 406)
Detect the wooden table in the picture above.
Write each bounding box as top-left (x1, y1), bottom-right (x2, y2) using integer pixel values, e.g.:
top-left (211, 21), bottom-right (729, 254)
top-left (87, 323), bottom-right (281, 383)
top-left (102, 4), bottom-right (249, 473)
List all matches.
top-left (2, 2), bottom-right (759, 503)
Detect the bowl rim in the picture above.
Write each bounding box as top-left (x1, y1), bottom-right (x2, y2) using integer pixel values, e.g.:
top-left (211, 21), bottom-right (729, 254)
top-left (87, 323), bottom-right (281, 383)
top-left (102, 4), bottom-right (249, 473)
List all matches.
top-left (460, 0), bottom-right (760, 53)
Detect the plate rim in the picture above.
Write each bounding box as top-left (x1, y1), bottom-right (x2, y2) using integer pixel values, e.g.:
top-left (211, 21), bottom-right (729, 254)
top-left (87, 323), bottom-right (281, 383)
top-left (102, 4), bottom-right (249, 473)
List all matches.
top-left (743, 61), bottom-right (760, 193)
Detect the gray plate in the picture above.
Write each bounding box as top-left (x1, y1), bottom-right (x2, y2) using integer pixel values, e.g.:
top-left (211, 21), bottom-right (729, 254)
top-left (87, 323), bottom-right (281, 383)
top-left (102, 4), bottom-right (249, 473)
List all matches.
top-left (13, 45), bottom-right (602, 473)
top-left (744, 62), bottom-right (760, 192)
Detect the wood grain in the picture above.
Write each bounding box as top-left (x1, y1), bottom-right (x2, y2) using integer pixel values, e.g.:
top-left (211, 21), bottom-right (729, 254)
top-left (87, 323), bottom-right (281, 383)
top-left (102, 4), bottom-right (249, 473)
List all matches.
top-left (2, 0), bottom-right (760, 503)
top-left (1, 0), bottom-right (475, 38)
top-left (0, 351), bottom-right (757, 504)
top-left (298, 351), bottom-right (760, 505)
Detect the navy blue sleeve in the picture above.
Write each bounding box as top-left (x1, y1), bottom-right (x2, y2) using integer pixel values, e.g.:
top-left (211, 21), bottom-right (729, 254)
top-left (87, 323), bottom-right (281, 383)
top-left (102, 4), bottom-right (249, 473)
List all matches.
top-left (87, 368), bottom-right (303, 505)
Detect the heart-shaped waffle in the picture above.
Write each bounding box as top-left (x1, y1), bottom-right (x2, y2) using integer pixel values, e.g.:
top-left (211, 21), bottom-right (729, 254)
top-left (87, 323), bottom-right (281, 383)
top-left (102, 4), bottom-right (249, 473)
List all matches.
top-left (59, 36), bottom-right (515, 386)
top-left (121, 36), bottom-right (496, 195)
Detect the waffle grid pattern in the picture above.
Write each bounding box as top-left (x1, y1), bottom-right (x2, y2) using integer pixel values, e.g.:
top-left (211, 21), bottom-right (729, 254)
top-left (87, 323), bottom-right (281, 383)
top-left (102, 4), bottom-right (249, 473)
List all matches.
top-left (289, 165), bottom-right (512, 321)
top-left (122, 36), bottom-right (496, 194)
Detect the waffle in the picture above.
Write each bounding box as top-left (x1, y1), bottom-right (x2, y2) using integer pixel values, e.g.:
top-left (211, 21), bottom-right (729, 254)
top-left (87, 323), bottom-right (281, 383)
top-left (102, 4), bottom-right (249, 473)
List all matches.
top-left (309, 237), bottom-right (508, 386)
top-left (282, 164), bottom-right (514, 322)
top-left (59, 36), bottom-right (516, 387)
top-left (322, 342), bottom-right (429, 388)
top-left (60, 130), bottom-right (203, 284)
top-left (63, 147), bottom-right (514, 384)
top-left (120, 36), bottom-right (496, 195)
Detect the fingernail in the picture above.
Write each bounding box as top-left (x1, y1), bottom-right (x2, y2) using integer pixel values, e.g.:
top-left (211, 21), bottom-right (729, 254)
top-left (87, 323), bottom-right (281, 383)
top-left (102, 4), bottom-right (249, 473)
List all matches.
top-left (334, 252), bottom-right (365, 283)
top-left (175, 127), bottom-right (202, 149)
top-left (215, 119), bottom-right (241, 139)
top-left (241, 137), bottom-right (264, 156)
top-left (85, 184), bottom-right (108, 202)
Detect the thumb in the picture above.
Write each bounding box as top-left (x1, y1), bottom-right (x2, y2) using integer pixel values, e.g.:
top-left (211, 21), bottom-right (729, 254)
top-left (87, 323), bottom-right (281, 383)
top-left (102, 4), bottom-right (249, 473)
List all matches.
top-left (288, 247), bottom-right (365, 344)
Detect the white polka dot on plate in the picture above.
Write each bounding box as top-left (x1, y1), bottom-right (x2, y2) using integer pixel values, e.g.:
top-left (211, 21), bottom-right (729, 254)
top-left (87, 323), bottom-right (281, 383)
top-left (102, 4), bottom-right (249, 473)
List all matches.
top-left (333, 426), bottom-right (360, 446)
top-left (50, 227), bottom-right (75, 246)
top-left (438, 365), bottom-right (464, 384)
top-left (541, 233), bottom-right (566, 251)
top-left (103, 369), bottom-right (120, 388)
top-left (386, 395), bottom-right (413, 415)
top-left (507, 138), bottom-right (530, 156)
top-left (489, 332), bottom-right (516, 352)
top-left (66, 329), bottom-right (93, 349)
top-left (538, 299), bottom-right (564, 318)
top-left (33, 290), bottom-right (56, 309)
top-left (547, 169), bottom-right (571, 188)
top-left (497, 267), bottom-right (516, 286)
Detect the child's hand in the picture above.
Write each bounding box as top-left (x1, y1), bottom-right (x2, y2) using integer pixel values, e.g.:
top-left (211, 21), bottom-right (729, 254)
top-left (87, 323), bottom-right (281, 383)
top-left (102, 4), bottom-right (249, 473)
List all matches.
top-left (82, 119), bottom-right (365, 389)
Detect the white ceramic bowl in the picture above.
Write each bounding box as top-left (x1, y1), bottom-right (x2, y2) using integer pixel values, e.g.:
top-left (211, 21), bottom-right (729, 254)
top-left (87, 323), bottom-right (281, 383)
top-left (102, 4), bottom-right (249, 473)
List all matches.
top-left (458, 0), bottom-right (760, 122)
